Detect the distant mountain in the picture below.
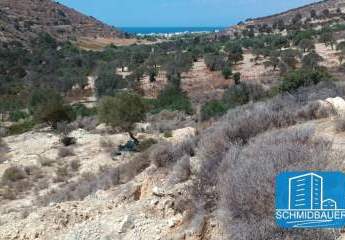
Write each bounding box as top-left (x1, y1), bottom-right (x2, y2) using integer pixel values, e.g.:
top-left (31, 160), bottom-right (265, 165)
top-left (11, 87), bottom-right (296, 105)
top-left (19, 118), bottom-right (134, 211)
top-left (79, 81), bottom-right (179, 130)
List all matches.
top-left (222, 0), bottom-right (345, 37)
top-left (0, 0), bottom-right (124, 45)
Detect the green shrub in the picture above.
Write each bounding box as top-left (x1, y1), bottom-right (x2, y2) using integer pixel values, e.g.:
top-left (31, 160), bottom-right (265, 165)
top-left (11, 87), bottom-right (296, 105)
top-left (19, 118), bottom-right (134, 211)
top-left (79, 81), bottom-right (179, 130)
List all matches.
top-left (29, 88), bottom-right (62, 112)
top-left (164, 131), bottom-right (173, 138)
top-left (233, 72), bottom-right (241, 84)
top-left (151, 86), bottom-right (193, 114)
top-left (204, 54), bottom-right (226, 71)
top-left (30, 88), bottom-right (75, 128)
top-left (201, 100), bottom-right (228, 120)
top-left (223, 83), bottom-right (250, 108)
top-left (9, 110), bottom-right (29, 122)
top-left (8, 120), bottom-right (35, 135)
top-left (34, 102), bottom-right (74, 128)
top-left (280, 68), bottom-right (331, 92)
top-left (222, 66), bottom-right (232, 79)
top-left (71, 104), bottom-right (97, 117)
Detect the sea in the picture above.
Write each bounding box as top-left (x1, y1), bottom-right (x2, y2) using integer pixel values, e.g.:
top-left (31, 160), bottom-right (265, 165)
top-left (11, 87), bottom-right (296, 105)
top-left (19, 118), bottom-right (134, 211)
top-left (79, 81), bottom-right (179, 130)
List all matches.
top-left (119, 27), bottom-right (225, 36)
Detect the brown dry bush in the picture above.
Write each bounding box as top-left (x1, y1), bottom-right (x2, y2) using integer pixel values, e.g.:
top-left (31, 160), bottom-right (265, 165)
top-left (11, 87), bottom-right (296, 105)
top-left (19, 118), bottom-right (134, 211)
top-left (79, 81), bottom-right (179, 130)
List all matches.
top-left (218, 126), bottom-right (343, 240)
top-left (336, 116), bottom-right (345, 132)
top-left (1, 165), bottom-right (45, 200)
top-left (196, 100), bottom-right (297, 185)
top-left (150, 139), bottom-right (196, 168)
top-left (70, 159), bottom-right (81, 171)
top-left (2, 166), bottom-right (27, 183)
top-left (0, 137), bottom-right (9, 163)
top-left (57, 147), bottom-right (75, 158)
top-left (147, 110), bottom-right (195, 133)
top-left (168, 155), bottom-right (191, 184)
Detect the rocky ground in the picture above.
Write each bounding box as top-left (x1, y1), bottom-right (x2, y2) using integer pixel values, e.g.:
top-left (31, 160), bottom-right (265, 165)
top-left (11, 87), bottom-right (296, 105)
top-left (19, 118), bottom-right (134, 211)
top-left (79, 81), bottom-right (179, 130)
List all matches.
top-left (0, 117), bottom-right (211, 240)
top-left (2, 96), bottom-right (345, 239)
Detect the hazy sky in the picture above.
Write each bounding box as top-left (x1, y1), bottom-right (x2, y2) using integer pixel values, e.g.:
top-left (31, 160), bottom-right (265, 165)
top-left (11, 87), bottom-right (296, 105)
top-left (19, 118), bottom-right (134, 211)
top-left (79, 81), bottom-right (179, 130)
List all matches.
top-left (57, 0), bottom-right (318, 27)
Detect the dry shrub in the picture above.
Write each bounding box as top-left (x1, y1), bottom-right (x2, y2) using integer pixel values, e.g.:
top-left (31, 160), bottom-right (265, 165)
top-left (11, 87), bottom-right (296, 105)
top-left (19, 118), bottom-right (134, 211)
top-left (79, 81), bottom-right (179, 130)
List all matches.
top-left (38, 146), bottom-right (153, 205)
top-left (150, 139), bottom-right (196, 168)
top-left (136, 138), bottom-right (157, 152)
top-left (53, 165), bottom-right (69, 183)
top-left (39, 156), bottom-right (56, 167)
top-left (99, 137), bottom-right (115, 151)
top-left (61, 136), bottom-right (76, 146)
top-left (196, 101), bottom-right (297, 184)
top-left (0, 137), bottom-right (8, 163)
top-left (24, 165), bottom-right (44, 180)
top-left (297, 100), bottom-right (334, 120)
top-left (218, 126), bottom-right (343, 240)
top-left (2, 166), bottom-right (27, 183)
top-left (147, 110), bottom-right (194, 133)
top-left (0, 187), bottom-right (18, 200)
top-left (70, 159), bottom-right (81, 171)
top-left (336, 116), bottom-right (345, 132)
top-left (57, 147), bottom-right (75, 158)
top-left (69, 116), bottom-right (98, 131)
top-left (168, 155), bottom-right (191, 184)
top-left (0, 166), bottom-right (42, 200)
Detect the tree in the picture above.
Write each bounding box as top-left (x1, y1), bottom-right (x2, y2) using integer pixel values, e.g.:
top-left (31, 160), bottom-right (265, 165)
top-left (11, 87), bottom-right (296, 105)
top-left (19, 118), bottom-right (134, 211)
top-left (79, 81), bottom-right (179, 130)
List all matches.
top-left (280, 68), bottom-right (331, 92)
top-left (302, 51), bottom-right (323, 70)
top-left (310, 9), bottom-right (317, 19)
top-left (98, 92), bottom-right (146, 143)
top-left (280, 49), bottom-right (300, 70)
top-left (233, 72), bottom-right (241, 85)
top-left (298, 39), bottom-right (315, 52)
top-left (322, 9), bottom-right (330, 18)
top-left (201, 100), bottom-right (227, 121)
top-left (264, 51), bottom-right (280, 71)
top-left (273, 19), bottom-right (285, 31)
top-left (337, 48), bottom-right (345, 65)
top-left (30, 89), bottom-right (74, 128)
top-left (292, 13), bottom-right (302, 25)
top-left (222, 66), bottom-right (232, 79)
top-left (320, 30), bottom-right (336, 50)
top-left (223, 83), bottom-right (249, 108)
top-left (225, 43), bottom-right (243, 64)
top-left (95, 73), bottom-right (126, 97)
top-left (205, 54), bottom-right (226, 71)
top-left (148, 67), bottom-right (158, 82)
top-left (337, 41), bottom-right (345, 51)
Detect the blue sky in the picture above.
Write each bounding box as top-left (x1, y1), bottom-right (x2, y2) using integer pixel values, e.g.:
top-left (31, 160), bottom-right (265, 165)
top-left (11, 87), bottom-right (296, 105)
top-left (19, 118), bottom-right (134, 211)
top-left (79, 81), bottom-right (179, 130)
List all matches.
top-left (57, 0), bottom-right (318, 27)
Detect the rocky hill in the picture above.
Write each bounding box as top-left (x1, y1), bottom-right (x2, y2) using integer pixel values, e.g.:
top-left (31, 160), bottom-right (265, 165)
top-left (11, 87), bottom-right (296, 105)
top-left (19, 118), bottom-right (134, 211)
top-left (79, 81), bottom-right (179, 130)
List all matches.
top-left (222, 0), bottom-right (345, 37)
top-left (0, 0), bottom-right (124, 45)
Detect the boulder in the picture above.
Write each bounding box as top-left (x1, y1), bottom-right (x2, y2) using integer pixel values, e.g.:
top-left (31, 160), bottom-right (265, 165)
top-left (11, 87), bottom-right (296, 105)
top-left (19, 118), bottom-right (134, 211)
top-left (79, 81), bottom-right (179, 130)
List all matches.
top-left (170, 127), bottom-right (196, 144)
top-left (325, 97), bottom-right (345, 116)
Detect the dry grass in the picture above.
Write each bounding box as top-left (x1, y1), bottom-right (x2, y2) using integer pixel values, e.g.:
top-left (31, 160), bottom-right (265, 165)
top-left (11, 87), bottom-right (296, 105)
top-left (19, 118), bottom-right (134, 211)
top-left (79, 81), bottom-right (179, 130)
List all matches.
top-left (218, 126), bottom-right (342, 239)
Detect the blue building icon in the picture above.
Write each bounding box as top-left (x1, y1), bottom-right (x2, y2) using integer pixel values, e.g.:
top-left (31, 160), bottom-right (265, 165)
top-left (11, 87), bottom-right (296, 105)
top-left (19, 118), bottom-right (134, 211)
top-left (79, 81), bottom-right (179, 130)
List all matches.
top-left (288, 173), bottom-right (337, 210)
top-left (276, 171), bottom-right (345, 228)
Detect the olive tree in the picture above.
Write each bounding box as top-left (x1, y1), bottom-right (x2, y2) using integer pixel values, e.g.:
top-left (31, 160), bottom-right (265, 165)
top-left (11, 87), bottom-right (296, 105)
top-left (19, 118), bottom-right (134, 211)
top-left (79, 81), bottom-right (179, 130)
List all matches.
top-left (98, 92), bottom-right (146, 143)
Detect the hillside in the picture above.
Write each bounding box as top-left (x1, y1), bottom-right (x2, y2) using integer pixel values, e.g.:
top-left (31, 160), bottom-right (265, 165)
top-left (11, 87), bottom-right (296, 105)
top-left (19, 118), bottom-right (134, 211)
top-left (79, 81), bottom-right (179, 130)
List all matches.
top-left (222, 0), bottom-right (345, 37)
top-left (0, 0), bottom-right (125, 45)
top-left (4, 0), bottom-right (345, 239)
